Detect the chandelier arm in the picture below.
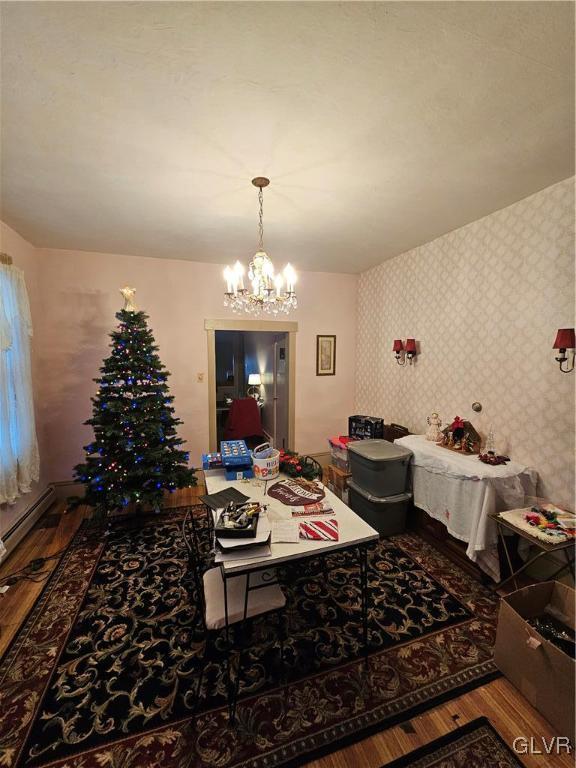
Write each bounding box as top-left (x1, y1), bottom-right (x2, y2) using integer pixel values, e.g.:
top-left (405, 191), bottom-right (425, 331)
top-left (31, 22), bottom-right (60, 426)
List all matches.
top-left (223, 176), bottom-right (297, 315)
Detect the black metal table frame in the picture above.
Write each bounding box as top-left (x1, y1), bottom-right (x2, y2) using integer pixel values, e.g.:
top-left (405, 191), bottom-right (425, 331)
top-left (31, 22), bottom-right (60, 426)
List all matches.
top-left (220, 538), bottom-right (372, 722)
top-left (491, 512), bottom-right (575, 591)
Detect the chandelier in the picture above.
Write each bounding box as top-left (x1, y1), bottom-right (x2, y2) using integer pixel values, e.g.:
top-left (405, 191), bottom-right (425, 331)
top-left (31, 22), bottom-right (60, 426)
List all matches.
top-left (223, 177), bottom-right (297, 315)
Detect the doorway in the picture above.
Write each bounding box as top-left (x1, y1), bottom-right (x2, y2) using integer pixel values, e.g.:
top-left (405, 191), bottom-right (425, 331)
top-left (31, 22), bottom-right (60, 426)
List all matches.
top-left (205, 319), bottom-right (297, 453)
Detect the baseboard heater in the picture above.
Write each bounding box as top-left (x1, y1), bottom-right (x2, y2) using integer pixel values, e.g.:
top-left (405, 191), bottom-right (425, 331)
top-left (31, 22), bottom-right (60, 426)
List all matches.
top-left (3, 486), bottom-right (57, 556)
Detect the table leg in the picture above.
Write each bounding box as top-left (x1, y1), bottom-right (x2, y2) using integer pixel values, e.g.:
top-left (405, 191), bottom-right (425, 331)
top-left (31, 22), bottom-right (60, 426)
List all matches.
top-left (496, 548), bottom-right (553, 591)
top-left (359, 545), bottom-right (369, 668)
top-left (229, 572), bottom-right (251, 725)
top-left (496, 523), bottom-right (519, 590)
top-left (565, 548), bottom-right (575, 581)
top-left (545, 550), bottom-right (576, 583)
top-left (278, 608), bottom-right (288, 704)
top-left (223, 574), bottom-right (233, 721)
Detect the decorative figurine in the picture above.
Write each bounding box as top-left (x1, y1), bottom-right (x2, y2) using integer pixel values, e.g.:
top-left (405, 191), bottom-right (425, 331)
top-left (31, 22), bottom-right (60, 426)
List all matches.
top-left (120, 286), bottom-right (137, 312)
top-left (440, 417), bottom-right (481, 454)
top-left (426, 412), bottom-right (442, 442)
top-left (484, 427), bottom-right (496, 455)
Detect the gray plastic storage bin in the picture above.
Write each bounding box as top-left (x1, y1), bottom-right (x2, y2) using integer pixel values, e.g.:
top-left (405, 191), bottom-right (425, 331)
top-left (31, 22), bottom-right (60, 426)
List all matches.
top-left (348, 481), bottom-right (412, 536)
top-left (348, 439), bottom-right (412, 498)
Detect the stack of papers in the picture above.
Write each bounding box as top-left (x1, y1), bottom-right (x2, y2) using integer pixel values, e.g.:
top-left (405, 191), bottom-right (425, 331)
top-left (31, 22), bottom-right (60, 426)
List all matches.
top-left (214, 511), bottom-right (272, 562)
top-left (271, 520), bottom-right (300, 543)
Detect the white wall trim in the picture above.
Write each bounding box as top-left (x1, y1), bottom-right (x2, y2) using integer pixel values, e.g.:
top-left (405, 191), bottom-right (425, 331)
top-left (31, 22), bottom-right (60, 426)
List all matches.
top-left (2, 485), bottom-right (57, 558)
top-left (51, 480), bottom-right (85, 501)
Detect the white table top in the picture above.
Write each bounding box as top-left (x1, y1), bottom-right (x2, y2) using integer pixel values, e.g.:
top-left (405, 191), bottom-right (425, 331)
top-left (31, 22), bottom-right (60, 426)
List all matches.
top-left (204, 470), bottom-right (379, 574)
top-left (395, 434), bottom-right (531, 481)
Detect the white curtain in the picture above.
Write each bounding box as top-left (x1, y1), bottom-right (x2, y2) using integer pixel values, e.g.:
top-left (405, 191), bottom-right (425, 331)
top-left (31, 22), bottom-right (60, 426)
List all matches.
top-left (0, 264), bottom-right (40, 523)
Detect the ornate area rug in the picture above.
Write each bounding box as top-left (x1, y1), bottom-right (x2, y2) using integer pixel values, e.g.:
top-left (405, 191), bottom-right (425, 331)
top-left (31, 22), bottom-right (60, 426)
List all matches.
top-left (383, 717), bottom-right (524, 767)
top-left (0, 510), bottom-right (500, 768)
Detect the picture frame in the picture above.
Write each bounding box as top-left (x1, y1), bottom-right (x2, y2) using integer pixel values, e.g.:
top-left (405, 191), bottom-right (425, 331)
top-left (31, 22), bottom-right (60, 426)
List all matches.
top-left (316, 334), bottom-right (336, 376)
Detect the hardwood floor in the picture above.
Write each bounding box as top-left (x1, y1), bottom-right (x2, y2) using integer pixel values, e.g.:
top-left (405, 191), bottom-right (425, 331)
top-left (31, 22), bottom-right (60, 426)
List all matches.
top-left (306, 677), bottom-right (574, 768)
top-left (0, 485), bottom-right (572, 767)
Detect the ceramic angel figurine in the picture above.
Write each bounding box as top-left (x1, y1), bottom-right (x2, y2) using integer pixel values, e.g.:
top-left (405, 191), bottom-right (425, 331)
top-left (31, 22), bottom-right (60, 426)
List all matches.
top-left (426, 412), bottom-right (442, 442)
top-left (120, 286), bottom-right (137, 312)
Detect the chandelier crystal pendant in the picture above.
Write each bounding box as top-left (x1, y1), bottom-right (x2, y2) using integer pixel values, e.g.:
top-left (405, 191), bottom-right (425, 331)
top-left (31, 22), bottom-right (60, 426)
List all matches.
top-left (223, 177), bottom-right (297, 315)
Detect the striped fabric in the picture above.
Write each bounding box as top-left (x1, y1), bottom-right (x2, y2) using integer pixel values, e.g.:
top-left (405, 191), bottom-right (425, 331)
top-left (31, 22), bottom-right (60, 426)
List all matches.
top-left (299, 519), bottom-right (339, 541)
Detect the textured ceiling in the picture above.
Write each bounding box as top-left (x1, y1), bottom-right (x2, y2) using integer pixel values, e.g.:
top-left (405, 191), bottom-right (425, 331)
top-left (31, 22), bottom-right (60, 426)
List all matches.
top-left (1, 1), bottom-right (574, 273)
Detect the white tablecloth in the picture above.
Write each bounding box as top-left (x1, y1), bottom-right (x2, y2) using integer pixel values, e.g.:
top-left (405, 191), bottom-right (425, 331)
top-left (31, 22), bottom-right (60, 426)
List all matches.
top-left (395, 435), bottom-right (538, 581)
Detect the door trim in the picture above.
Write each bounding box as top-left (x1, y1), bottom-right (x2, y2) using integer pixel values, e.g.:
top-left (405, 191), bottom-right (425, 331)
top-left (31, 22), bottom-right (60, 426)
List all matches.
top-left (205, 319), bottom-right (297, 452)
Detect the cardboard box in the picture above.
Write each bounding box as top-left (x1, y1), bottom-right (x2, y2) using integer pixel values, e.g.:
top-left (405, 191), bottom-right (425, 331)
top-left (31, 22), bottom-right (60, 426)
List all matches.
top-left (494, 581), bottom-right (575, 743)
top-left (326, 464), bottom-right (351, 503)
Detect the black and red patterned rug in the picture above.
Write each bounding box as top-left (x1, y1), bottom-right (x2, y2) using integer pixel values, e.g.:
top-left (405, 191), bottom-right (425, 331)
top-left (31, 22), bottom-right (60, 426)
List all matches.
top-left (0, 510), bottom-right (500, 768)
top-left (383, 717), bottom-right (524, 768)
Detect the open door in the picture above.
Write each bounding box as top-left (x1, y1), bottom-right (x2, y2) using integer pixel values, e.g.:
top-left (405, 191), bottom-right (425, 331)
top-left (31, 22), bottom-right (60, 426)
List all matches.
top-left (272, 337), bottom-right (289, 449)
top-left (205, 319), bottom-right (297, 453)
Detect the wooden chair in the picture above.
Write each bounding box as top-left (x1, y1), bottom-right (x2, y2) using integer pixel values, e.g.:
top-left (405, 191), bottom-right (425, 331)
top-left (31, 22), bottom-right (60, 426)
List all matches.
top-left (182, 505), bottom-right (286, 723)
top-left (383, 422), bottom-right (410, 442)
top-left (223, 397), bottom-right (265, 442)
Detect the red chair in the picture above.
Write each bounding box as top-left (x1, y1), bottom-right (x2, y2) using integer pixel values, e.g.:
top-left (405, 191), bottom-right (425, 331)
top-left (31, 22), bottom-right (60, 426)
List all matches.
top-left (224, 398), bottom-right (264, 443)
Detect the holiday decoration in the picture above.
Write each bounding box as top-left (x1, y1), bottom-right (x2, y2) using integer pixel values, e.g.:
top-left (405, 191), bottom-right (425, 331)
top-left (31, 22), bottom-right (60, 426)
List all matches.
top-left (440, 416), bottom-right (481, 454)
top-left (479, 453), bottom-right (510, 465)
top-left (484, 426), bottom-right (496, 454)
top-left (70, 294), bottom-right (196, 518)
top-left (524, 504), bottom-right (576, 540)
top-left (425, 412), bottom-right (442, 442)
top-left (267, 477), bottom-right (326, 506)
top-left (279, 449), bottom-right (322, 480)
top-left (299, 518), bottom-right (339, 541)
top-left (119, 286), bottom-right (137, 312)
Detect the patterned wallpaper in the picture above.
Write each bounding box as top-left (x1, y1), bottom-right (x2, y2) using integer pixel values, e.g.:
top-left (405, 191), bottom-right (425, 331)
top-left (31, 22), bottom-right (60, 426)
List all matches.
top-left (355, 177), bottom-right (575, 508)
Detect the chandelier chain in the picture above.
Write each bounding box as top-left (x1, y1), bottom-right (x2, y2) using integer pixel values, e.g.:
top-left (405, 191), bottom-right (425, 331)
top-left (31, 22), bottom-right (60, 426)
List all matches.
top-left (258, 187), bottom-right (264, 251)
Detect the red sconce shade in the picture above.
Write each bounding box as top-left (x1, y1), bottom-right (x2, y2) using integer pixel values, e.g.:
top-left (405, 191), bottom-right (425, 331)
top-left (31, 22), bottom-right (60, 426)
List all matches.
top-left (392, 339), bottom-right (404, 353)
top-left (553, 328), bottom-right (575, 350)
top-left (405, 338), bottom-right (417, 354)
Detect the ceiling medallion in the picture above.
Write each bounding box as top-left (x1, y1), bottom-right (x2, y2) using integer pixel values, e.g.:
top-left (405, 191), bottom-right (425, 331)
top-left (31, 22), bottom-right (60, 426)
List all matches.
top-left (223, 177), bottom-right (297, 315)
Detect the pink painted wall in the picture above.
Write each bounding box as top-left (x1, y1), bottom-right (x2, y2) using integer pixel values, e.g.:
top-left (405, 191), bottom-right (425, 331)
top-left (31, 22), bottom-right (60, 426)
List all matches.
top-left (0, 223), bottom-right (50, 536)
top-left (34, 248), bottom-right (357, 481)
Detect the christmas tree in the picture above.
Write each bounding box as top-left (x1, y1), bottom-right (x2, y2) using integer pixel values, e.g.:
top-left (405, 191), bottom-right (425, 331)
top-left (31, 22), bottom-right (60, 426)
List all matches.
top-left (72, 289), bottom-right (196, 516)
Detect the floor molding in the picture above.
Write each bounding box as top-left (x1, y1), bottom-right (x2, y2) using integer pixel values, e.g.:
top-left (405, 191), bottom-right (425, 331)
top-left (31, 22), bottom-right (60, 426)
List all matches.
top-left (51, 480), bottom-right (85, 500)
top-left (2, 486), bottom-right (57, 557)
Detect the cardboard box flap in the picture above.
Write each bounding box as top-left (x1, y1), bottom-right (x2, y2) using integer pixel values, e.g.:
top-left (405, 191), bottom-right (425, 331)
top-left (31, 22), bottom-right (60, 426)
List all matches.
top-left (502, 581), bottom-right (575, 630)
top-left (502, 581), bottom-right (555, 619)
top-left (549, 581), bottom-right (575, 629)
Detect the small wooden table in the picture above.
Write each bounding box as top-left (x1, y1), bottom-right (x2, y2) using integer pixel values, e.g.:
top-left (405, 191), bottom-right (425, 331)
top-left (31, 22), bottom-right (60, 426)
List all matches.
top-left (489, 509), bottom-right (575, 590)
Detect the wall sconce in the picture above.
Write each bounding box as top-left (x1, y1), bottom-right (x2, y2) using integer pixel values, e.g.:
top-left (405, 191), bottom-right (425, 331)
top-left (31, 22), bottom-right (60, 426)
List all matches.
top-left (553, 328), bottom-right (575, 373)
top-left (393, 339), bottom-right (418, 366)
top-left (405, 338), bottom-right (417, 364)
top-left (393, 339), bottom-right (405, 365)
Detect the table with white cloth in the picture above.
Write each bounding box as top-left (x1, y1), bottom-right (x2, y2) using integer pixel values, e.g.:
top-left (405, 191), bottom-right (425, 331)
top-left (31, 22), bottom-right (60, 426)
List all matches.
top-left (394, 435), bottom-right (538, 581)
top-left (203, 469), bottom-right (379, 662)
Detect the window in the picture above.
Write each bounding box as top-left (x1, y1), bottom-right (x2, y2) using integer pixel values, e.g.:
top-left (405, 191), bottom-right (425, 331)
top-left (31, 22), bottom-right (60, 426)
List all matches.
top-left (0, 262), bottom-right (39, 506)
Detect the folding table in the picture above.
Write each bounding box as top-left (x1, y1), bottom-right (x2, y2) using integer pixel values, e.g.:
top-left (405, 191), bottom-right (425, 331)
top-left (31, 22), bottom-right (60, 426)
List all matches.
top-left (204, 469), bottom-right (379, 665)
top-left (489, 509), bottom-right (575, 590)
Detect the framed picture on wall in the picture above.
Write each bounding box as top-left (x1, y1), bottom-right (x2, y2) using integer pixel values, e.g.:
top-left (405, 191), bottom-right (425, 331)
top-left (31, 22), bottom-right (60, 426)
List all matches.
top-left (316, 334), bottom-right (336, 376)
